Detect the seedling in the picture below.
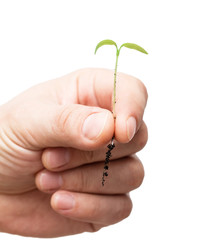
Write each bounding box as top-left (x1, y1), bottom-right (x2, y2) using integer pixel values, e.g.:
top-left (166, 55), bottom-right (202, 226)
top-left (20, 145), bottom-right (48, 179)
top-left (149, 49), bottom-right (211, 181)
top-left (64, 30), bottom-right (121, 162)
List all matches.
top-left (95, 39), bottom-right (148, 186)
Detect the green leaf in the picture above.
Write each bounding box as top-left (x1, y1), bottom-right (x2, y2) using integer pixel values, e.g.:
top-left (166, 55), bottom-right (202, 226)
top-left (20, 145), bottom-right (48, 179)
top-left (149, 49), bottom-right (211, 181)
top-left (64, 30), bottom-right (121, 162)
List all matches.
top-left (94, 39), bottom-right (118, 54)
top-left (119, 43), bottom-right (148, 54)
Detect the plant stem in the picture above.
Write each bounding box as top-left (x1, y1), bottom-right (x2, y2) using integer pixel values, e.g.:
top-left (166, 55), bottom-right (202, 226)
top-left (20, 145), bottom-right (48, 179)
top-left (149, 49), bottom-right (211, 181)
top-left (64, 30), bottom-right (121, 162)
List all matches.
top-left (113, 50), bottom-right (119, 119)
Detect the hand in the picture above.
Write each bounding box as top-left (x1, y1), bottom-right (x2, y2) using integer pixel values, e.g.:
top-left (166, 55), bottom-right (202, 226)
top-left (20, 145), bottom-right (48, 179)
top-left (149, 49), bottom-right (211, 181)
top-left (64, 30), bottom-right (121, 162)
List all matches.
top-left (0, 68), bottom-right (148, 238)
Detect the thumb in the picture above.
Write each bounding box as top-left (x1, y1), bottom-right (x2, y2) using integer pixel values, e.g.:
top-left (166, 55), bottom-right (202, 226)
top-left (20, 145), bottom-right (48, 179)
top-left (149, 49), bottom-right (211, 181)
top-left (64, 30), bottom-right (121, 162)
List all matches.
top-left (10, 103), bottom-right (114, 150)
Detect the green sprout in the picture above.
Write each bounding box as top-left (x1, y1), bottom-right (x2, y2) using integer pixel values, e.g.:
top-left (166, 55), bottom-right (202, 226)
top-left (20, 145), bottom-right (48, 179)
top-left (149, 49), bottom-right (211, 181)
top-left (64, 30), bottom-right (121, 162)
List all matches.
top-left (95, 39), bottom-right (148, 186)
top-left (95, 39), bottom-right (148, 119)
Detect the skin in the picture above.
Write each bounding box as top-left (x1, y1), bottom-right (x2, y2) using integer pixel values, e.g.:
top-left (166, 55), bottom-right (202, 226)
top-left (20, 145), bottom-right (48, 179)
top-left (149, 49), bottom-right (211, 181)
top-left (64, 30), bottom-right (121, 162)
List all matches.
top-left (0, 68), bottom-right (148, 238)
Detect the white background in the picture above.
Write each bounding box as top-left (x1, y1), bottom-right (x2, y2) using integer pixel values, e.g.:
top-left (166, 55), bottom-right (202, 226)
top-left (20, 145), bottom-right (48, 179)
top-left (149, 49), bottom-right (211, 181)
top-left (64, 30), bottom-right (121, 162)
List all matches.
top-left (0, 0), bottom-right (222, 239)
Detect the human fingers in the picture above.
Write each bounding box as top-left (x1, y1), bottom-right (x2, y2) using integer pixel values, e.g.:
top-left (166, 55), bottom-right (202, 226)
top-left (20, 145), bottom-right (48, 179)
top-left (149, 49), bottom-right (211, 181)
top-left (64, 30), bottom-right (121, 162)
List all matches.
top-left (3, 100), bottom-right (114, 150)
top-left (2, 68), bottom-right (147, 151)
top-left (35, 155), bottom-right (144, 194)
top-left (51, 191), bottom-right (132, 226)
top-left (42, 121), bottom-right (148, 171)
top-left (71, 69), bottom-right (148, 143)
top-left (2, 68), bottom-right (147, 150)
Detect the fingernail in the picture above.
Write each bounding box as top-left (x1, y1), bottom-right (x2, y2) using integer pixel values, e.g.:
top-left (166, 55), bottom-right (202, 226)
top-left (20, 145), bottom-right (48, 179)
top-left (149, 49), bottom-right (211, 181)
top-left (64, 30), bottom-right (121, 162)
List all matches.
top-left (54, 192), bottom-right (75, 210)
top-left (127, 117), bottom-right (137, 141)
top-left (82, 112), bottom-right (108, 140)
top-left (39, 172), bottom-right (63, 191)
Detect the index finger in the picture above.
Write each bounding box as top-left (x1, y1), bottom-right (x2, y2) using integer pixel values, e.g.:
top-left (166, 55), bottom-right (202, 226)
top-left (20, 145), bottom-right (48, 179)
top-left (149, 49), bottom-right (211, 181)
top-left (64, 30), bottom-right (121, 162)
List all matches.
top-left (75, 68), bottom-right (148, 143)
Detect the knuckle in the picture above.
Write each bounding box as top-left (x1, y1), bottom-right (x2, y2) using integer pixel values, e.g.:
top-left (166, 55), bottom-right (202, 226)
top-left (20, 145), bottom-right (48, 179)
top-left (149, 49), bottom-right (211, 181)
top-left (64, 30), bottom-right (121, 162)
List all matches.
top-left (83, 150), bottom-right (95, 164)
top-left (74, 168), bottom-right (88, 192)
top-left (143, 82), bottom-right (148, 102)
top-left (87, 198), bottom-right (100, 220)
top-left (128, 157), bottom-right (145, 189)
top-left (66, 166), bottom-right (92, 193)
top-left (134, 76), bottom-right (148, 103)
top-left (53, 105), bottom-right (74, 137)
top-left (88, 223), bottom-right (102, 233)
top-left (138, 78), bottom-right (148, 102)
top-left (137, 123), bottom-right (148, 151)
top-left (63, 168), bottom-right (87, 192)
top-left (117, 196), bottom-right (133, 221)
